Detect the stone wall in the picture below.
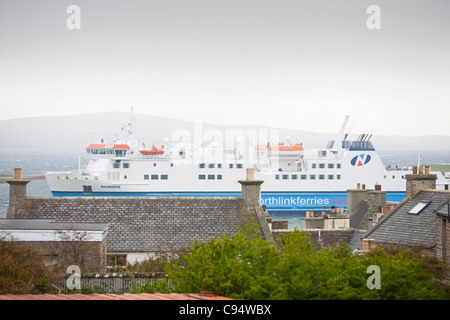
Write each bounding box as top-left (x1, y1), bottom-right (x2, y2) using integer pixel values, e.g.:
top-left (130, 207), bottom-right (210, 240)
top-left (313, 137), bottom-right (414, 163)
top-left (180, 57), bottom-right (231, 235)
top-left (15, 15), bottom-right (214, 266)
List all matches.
top-left (367, 191), bottom-right (386, 216)
top-left (405, 174), bottom-right (437, 199)
top-left (272, 220), bottom-right (288, 230)
top-left (347, 189), bottom-right (369, 213)
top-left (300, 218), bottom-right (324, 229)
top-left (436, 215), bottom-right (450, 263)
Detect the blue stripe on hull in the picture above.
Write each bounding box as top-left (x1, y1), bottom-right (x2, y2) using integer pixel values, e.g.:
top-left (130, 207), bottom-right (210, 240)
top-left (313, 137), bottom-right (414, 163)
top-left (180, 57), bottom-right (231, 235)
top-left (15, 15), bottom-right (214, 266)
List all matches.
top-left (51, 191), bottom-right (406, 215)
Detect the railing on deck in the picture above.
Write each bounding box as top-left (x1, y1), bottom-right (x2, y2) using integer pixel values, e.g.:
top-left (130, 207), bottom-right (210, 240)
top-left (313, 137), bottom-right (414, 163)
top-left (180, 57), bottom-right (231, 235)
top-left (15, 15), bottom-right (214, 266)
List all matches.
top-left (55, 272), bottom-right (170, 294)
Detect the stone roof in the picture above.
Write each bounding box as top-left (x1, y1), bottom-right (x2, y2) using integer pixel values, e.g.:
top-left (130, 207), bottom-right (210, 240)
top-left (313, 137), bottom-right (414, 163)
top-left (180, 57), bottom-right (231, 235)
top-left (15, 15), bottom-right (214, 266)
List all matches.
top-left (436, 199), bottom-right (450, 217)
top-left (18, 196), bottom-right (268, 253)
top-left (348, 201), bottom-right (368, 229)
top-left (363, 189), bottom-right (450, 248)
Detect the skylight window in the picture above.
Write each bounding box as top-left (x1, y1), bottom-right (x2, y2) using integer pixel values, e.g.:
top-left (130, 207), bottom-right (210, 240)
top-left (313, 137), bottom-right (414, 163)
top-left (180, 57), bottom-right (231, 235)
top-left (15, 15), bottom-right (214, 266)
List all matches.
top-left (408, 201), bottom-right (431, 215)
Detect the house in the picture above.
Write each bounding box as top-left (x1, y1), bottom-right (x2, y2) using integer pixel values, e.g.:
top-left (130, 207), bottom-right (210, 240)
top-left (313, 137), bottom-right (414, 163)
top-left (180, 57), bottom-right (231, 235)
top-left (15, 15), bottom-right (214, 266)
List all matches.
top-left (356, 169), bottom-right (450, 260)
top-left (4, 168), bottom-right (272, 265)
top-left (0, 219), bottom-right (109, 269)
top-left (362, 189), bottom-right (450, 253)
top-left (436, 199), bottom-right (450, 263)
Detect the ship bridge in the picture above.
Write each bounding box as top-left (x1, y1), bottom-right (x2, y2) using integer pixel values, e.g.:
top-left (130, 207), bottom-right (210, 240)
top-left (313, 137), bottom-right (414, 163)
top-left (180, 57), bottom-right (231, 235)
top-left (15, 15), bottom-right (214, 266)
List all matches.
top-left (85, 144), bottom-right (131, 158)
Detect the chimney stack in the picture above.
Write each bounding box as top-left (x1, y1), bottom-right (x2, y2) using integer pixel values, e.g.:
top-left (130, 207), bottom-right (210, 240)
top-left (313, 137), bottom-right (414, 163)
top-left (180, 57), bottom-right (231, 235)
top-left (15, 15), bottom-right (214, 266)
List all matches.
top-left (347, 186), bottom-right (369, 214)
top-left (6, 168), bottom-right (30, 218)
top-left (405, 172), bottom-right (437, 199)
top-left (368, 189), bottom-right (386, 217)
top-left (238, 168), bottom-right (264, 210)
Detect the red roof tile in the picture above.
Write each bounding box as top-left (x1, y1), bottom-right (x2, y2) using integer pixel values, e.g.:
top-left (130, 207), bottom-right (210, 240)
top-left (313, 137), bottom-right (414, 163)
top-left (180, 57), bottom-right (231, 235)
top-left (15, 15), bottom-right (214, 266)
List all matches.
top-left (0, 293), bottom-right (232, 300)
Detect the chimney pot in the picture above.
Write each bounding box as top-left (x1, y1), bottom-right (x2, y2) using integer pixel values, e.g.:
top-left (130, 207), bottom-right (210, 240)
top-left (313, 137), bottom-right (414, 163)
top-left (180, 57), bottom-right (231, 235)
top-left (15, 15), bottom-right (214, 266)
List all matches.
top-left (14, 168), bottom-right (22, 180)
top-left (362, 239), bottom-right (369, 251)
top-left (357, 183), bottom-right (360, 190)
top-left (413, 166), bottom-right (418, 174)
top-left (246, 168), bottom-right (255, 181)
top-left (368, 239), bottom-right (376, 250)
top-left (362, 184), bottom-right (366, 190)
top-left (425, 166), bottom-right (430, 174)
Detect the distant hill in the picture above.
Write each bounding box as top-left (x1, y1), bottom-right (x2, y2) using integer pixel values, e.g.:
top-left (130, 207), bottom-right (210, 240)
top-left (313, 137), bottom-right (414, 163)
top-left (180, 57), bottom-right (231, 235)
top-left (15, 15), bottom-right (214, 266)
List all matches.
top-left (1, 113), bottom-right (450, 158)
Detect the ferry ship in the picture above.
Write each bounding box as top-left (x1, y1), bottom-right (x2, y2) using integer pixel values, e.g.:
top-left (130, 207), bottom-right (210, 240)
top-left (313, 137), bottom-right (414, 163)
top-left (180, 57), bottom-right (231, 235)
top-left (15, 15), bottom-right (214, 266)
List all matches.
top-left (45, 113), bottom-right (450, 214)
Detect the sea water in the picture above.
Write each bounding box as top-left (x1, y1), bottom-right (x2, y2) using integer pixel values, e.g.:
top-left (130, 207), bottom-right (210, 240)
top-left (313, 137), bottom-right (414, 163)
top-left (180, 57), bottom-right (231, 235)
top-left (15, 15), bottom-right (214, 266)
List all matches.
top-left (0, 180), bottom-right (52, 218)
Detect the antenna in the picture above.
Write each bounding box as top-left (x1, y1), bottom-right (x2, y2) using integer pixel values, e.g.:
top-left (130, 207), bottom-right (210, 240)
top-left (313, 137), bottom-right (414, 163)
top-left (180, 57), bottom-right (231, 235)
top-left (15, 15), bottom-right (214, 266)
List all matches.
top-left (335, 115), bottom-right (350, 150)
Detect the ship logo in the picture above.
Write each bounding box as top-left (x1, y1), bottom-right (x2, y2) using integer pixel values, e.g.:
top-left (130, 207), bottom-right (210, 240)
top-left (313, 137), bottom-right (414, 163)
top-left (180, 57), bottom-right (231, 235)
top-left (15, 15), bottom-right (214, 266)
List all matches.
top-left (350, 154), bottom-right (371, 167)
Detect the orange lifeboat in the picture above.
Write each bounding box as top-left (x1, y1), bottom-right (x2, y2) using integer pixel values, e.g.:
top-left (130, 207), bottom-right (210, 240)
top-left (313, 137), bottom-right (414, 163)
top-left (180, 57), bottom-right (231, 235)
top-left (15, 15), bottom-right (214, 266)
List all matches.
top-left (140, 147), bottom-right (164, 155)
top-left (268, 143), bottom-right (304, 151)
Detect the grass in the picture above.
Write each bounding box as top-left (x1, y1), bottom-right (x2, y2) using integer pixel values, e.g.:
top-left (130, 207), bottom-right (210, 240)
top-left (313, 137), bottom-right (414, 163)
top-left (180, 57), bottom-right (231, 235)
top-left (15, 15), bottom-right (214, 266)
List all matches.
top-left (429, 164), bottom-right (450, 176)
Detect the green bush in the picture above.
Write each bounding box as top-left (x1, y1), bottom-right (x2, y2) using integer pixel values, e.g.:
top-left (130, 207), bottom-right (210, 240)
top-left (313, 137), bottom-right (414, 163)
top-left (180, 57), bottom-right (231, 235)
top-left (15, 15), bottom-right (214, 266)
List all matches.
top-left (160, 222), bottom-right (449, 300)
top-left (0, 236), bottom-right (59, 294)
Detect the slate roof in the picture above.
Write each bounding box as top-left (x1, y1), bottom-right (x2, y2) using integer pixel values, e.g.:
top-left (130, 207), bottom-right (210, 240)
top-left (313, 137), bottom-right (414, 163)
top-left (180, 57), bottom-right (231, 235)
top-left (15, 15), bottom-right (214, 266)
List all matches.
top-left (349, 201), bottom-right (368, 229)
top-left (19, 196), bottom-right (268, 253)
top-left (436, 199), bottom-right (450, 217)
top-left (363, 189), bottom-right (450, 248)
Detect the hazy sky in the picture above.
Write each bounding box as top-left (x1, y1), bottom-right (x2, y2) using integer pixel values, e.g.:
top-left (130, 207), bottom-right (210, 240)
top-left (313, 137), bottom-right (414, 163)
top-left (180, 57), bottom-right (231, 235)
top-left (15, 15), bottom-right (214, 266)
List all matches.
top-left (1, 0), bottom-right (449, 136)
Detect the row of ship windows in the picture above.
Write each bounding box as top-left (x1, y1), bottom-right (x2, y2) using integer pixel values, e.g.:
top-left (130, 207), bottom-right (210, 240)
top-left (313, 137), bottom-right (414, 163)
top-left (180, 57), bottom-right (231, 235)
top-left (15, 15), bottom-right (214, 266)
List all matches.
top-left (116, 163), bottom-right (244, 169)
top-left (311, 163), bottom-right (341, 169)
top-left (144, 174), bottom-right (168, 180)
top-left (199, 174), bottom-right (223, 180)
top-left (143, 174), bottom-right (224, 181)
top-left (89, 149), bottom-right (129, 157)
top-left (276, 174), bottom-right (342, 180)
top-left (114, 163), bottom-right (175, 169)
top-left (114, 163), bottom-right (130, 169)
top-left (199, 163), bottom-right (243, 169)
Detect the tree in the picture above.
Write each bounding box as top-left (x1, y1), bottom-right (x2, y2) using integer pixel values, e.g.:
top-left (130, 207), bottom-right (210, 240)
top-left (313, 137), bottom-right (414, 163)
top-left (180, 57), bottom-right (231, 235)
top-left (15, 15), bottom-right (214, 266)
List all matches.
top-left (44, 225), bottom-right (106, 273)
top-left (165, 220), bottom-right (279, 299)
top-left (160, 222), bottom-right (449, 300)
top-left (0, 235), bottom-right (57, 294)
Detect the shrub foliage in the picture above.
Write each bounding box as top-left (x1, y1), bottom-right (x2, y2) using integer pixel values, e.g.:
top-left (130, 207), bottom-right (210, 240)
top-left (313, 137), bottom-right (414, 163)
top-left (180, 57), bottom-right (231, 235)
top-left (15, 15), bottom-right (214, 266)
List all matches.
top-left (159, 221), bottom-right (449, 300)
